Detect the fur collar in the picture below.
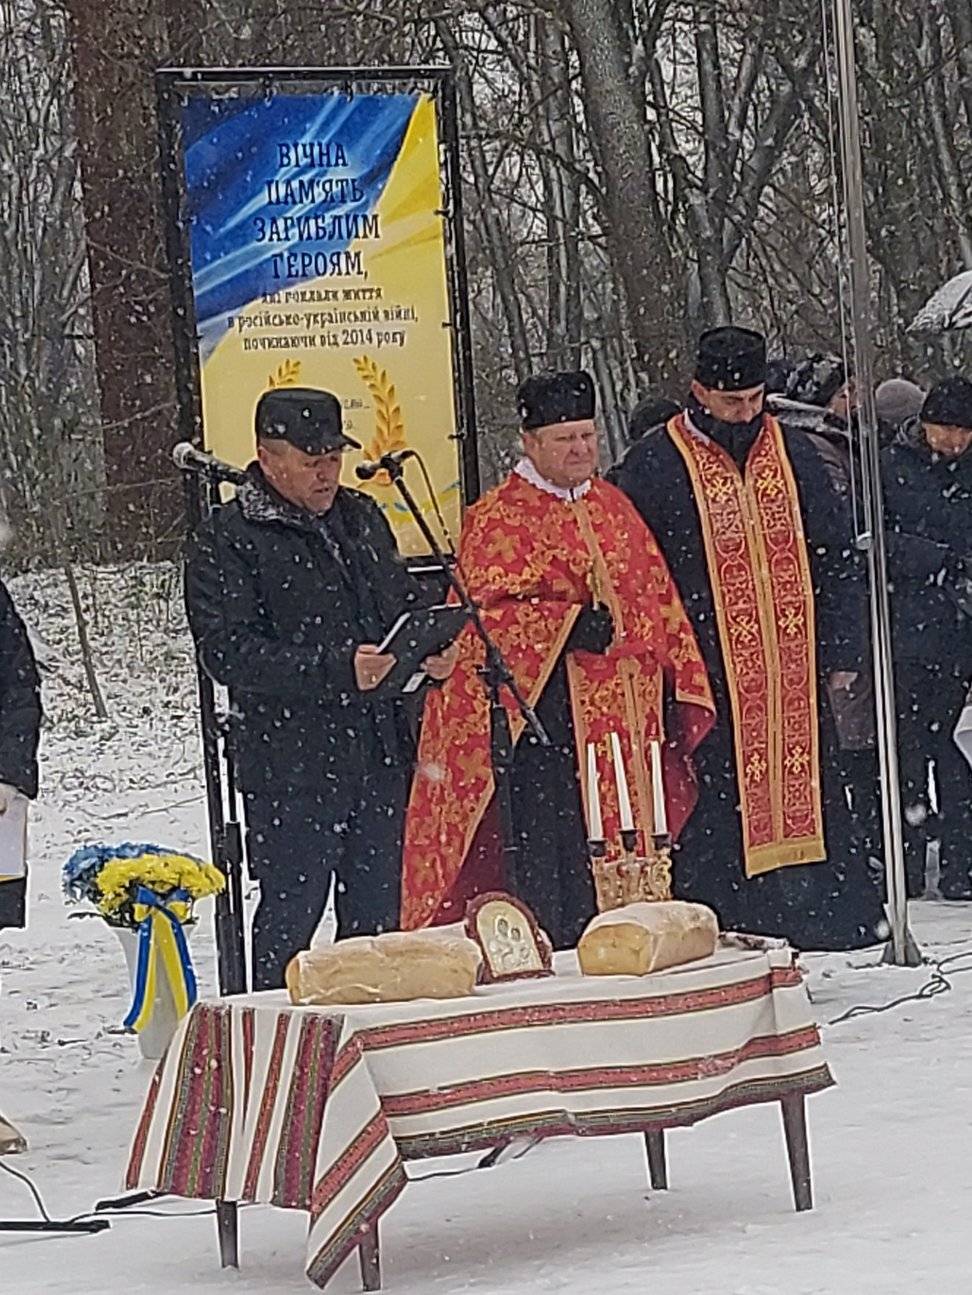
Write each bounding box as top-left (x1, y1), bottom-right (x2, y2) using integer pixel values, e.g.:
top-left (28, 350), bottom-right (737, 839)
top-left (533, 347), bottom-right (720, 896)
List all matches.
top-left (237, 466), bottom-right (321, 530)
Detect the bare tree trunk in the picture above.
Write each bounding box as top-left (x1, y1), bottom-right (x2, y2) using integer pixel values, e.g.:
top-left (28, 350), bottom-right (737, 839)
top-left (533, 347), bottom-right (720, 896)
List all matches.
top-left (590, 338), bottom-right (626, 462)
top-left (436, 19), bottom-right (533, 379)
top-left (920, 3), bottom-right (972, 266)
top-left (944, 0), bottom-right (972, 136)
top-left (537, 20), bottom-right (583, 369)
top-left (561, 0), bottom-right (682, 386)
top-left (63, 562), bottom-right (109, 719)
top-left (65, 0), bottom-right (180, 561)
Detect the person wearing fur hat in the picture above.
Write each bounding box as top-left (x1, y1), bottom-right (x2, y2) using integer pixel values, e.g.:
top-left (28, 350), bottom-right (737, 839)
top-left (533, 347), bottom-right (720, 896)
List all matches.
top-left (883, 376), bottom-right (972, 898)
top-left (611, 328), bottom-right (883, 951)
top-left (400, 370), bottom-right (715, 947)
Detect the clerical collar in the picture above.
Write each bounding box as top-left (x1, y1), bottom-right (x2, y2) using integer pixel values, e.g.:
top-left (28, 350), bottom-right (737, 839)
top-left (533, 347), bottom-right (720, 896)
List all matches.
top-left (514, 457), bottom-right (592, 502)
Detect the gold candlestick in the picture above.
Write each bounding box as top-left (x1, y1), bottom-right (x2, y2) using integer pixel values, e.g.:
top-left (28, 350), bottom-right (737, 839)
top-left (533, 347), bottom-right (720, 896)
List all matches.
top-left (647, 833), bottom-right (673, 901)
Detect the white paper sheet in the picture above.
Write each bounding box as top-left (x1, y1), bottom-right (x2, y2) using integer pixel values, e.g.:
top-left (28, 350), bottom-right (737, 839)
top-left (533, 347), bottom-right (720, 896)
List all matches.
top-left (0, 794), bottom-right (28, 882)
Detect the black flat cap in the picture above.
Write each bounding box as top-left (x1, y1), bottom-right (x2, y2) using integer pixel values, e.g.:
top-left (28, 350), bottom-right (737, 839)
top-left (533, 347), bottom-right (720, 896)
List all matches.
top-left (696, 327), bottom-right (767, 392)
top-left (517, 370), bottom-right (596, 430)
top-left (255, 387), bottom-right (361, 452)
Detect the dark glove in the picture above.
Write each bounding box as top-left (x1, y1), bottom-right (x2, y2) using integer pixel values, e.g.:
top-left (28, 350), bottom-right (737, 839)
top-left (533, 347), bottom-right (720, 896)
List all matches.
top-left (566, 604), bottom-right (615, 655)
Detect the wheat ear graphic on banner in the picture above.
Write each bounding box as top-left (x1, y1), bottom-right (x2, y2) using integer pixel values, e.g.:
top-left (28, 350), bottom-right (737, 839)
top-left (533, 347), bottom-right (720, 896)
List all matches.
top-left (267, 358), bottom-right (301, 388)
top-left (354, 355), bottom-right (408, 486)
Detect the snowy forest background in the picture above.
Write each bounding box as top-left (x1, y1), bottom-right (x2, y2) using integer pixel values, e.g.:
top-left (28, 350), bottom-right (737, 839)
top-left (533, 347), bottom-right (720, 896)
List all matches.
top-left (1, 0), bottom-right (971, 576)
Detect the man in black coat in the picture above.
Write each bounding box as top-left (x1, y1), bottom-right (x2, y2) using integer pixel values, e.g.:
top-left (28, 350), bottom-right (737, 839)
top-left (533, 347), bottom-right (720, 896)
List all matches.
top-left (610, 327), bottom-right (884, 951)
top-left (0, 577), bottom-right (41, 1154)
top-left (185, 387), bottom-right (456, 989)
top-left (883, 376), bottom-right (972, 899)
top-left (0, 580), bottom-right (41, 931)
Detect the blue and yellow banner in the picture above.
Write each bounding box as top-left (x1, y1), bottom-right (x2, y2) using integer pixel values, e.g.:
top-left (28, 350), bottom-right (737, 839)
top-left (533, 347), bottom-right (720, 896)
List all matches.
top-left (180, 89), bottom-right (462, 554)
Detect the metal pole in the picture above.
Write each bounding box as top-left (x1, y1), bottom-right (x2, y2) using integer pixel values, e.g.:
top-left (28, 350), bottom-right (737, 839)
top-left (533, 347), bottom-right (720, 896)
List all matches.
top-left (156, 72), bottom-right (249, 993)
top-left (439, 70), bottom-right (482, 505)
top-left (831, 0), bottom-right (920, 965)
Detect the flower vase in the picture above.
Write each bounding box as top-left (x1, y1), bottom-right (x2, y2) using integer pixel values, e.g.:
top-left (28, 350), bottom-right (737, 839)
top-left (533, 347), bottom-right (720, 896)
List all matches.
top-left (113, 921), bottom-right (193, 1061)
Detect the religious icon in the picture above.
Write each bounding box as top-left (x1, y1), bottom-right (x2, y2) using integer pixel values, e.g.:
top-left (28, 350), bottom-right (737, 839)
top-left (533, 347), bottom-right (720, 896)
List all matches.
top-left (464, 892), bottom-right (553, 983)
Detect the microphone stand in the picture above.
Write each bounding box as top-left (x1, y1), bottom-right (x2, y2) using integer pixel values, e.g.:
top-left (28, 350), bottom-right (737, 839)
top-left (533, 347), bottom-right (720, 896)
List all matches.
top-left (175, 459), bottom-right (247, 1269)
top-left (380, 453), bottom-right (549, 898)
top-left (177, 462), bottom-right (248, 1001)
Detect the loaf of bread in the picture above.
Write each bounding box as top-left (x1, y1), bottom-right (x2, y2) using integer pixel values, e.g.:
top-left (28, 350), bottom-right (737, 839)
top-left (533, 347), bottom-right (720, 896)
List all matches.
top-left (578, 901), bottom-right (719, 977)
top-left (285, 930), bottom-right (482, 1006)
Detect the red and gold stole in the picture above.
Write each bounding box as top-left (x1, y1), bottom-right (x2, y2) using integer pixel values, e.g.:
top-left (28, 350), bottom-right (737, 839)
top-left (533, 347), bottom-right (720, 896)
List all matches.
top-left (668, 414), bottom-right (825, 876)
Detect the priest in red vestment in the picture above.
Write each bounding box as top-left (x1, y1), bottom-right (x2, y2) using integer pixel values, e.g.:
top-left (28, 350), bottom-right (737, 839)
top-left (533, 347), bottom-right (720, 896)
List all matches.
top-left (401, 371), bottom-right (715, 946)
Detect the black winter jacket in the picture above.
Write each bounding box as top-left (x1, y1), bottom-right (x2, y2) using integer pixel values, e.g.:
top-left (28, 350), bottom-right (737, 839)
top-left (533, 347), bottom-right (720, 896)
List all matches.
top-left (0, 580), bottom-right (41, 799)
top-left (184, 467), bottom-right (421, 794)
top-left (882, 423), bottom-right (972, 667)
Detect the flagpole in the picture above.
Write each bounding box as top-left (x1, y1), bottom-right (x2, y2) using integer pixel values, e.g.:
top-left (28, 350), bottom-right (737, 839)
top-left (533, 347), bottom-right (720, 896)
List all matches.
top-left (830, 0), bottom-right (920, 965)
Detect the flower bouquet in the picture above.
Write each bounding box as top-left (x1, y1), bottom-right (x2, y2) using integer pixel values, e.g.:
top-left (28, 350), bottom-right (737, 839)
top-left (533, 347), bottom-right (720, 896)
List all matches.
top-left (64, 842), bottom-right (225, 1059)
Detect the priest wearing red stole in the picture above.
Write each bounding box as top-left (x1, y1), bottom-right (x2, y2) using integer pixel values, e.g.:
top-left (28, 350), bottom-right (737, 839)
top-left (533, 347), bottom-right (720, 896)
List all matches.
top-left (400, 372), bottom-right (715, 946)
top-left (611, 327), bottom-right (885, 950)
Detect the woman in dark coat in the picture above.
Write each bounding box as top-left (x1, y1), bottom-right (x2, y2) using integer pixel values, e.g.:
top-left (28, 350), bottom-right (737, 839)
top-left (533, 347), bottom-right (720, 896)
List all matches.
top-left (0, 577), bottom-right (41, 1154)
top-left (883, 377), bottom-right (972, 898)
top-left (0, 579), bottom-right (41, 929)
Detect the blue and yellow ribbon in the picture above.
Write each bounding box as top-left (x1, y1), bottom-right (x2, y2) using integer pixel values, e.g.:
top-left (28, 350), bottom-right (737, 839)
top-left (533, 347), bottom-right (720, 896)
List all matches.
top-left (123, 887), bottom-right (198, 1034)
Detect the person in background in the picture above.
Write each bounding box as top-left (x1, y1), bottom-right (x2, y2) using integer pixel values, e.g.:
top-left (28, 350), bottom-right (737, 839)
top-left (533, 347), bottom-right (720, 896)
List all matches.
top-left (627, 393), bottom-right (681, 443)
top-left (185, 387), bottom-right (457, 989)
top-left (611, 327), bottom-right (883, 951)
top-left (875, 378), bottom-right (926, 443)
top-left (769, 352), bottom-right (856, 494)
top-left (401, 371), bottom-right (714, 947)
top-left (883, 376), bottom-right (972, 899)
top-left (0, 578), bottom-right (42, 1154)
top-left (765, 356), bottom-right (796, 396)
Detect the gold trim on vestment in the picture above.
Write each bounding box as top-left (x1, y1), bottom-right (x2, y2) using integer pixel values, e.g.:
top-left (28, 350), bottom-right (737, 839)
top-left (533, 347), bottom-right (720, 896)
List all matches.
top-left (668, 416), bottom-right (825, 876)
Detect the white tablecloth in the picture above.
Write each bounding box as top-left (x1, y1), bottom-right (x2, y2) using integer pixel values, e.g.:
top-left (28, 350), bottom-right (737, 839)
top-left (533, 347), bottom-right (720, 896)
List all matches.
top-left (125, 945), bottom-right (832, 1288)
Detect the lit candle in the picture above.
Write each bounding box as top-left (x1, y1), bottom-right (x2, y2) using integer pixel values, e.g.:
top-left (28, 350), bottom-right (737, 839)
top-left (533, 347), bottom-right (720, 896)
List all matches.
top-left (586, 742), bottom-right (603, 842)
top-left (650, 738), bottom-right (668, 837)
top-left (609, 731), bottom-right (635, 833)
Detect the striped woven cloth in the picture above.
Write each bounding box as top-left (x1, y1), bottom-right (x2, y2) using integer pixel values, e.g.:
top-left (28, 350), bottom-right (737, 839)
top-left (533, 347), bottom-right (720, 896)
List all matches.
top-left (124, 945), bottom-right (832, 1289)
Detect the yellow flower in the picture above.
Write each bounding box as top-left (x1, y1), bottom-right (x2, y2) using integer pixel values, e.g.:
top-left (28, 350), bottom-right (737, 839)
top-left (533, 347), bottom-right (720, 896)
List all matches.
top-left (95, 853), bottom-right (225, 920)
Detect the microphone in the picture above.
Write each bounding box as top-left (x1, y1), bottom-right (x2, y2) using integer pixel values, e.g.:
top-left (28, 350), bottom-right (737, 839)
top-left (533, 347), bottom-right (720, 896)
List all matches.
top-left (172, 442), bottom-right (247, 486)
top-left (354, 449), bottom-right (417, 481)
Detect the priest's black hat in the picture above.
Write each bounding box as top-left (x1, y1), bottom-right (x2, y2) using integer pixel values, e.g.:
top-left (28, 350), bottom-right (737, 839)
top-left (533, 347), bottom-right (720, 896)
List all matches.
top-left (695, 327), bottom-right (767, 392)
top-left (921, 376), bottom-right (972, 430)
top-left (517, 370), bottom-right (596, 430)
top-left (255, 387), bottom-right (361, 452)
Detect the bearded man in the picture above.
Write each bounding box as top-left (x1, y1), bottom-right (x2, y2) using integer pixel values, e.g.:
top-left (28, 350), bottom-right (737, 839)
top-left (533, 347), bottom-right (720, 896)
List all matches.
top-left (400, 371), bottom-right (714, 947)
top-left (611, 327), bottom-right (884, 950)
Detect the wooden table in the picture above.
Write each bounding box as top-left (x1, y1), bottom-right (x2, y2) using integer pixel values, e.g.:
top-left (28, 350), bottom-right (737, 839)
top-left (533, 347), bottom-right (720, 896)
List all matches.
top-left (124, 943), bottom-right (831, 1290)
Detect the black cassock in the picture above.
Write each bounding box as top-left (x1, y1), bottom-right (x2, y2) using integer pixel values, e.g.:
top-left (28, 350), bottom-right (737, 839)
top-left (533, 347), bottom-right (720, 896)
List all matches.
top-left (610, 419), bottom-right (885, 951)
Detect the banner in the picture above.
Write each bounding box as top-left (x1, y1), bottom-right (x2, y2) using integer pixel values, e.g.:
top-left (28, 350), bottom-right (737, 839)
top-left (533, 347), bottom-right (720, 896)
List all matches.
top-left (177, 87), bottom-right (462, 554)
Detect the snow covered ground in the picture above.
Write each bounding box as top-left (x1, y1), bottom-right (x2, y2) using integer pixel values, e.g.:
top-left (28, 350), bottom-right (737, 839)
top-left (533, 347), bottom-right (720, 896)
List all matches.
top-left (2, 565), bottom-right (971, 1294)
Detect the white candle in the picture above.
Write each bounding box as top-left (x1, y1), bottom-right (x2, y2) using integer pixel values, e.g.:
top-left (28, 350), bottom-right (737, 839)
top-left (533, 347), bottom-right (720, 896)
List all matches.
top-left (650, 738), bottom-right (668, 837)
top-left (586, 743), bottom-right (603, 841)
top-left (609, 731), bottom-right (635, 833)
